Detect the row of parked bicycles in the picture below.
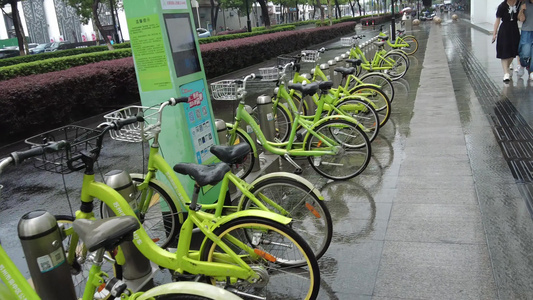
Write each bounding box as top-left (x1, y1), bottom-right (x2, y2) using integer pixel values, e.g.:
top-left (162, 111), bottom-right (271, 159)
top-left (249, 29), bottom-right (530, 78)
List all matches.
top-left (0, 28), bottom-right (417, 300)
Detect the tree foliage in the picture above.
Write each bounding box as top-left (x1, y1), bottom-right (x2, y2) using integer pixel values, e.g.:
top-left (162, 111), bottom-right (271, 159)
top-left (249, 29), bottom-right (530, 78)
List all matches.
top-left (64, 0), bottom-right (114, 50)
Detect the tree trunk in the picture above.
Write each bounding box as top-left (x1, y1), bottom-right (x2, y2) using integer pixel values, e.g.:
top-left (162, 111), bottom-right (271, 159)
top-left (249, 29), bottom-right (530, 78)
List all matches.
top-left (316, 0), bottom-right (324, 21)
top-left (9, 0), bottom-right (25, 56)
top-left (354, 0), bottom-right (361, 15)
top-left (334, 0), bottom-right (341, 19)
top-left (327, 0), bottom-right (332, 25)
top-left (210, 0), bottom-right (219, 34)
top-left (92, 0), bottom-right (114, 50)
top-left (295, 0), bottom-right (299, 21)
top-left (256, 0), bottom-right (271, 28)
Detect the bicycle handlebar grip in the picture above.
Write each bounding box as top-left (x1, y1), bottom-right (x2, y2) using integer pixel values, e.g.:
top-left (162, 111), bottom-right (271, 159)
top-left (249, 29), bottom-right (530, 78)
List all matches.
top-left (169, 96), bottom-right (189, 106)
top-left (255, 74), bottom-right (263, 79)
top-left (11, 147), bottom-right (44, 165)
top-left (113, 116), bottom-right (141, 130)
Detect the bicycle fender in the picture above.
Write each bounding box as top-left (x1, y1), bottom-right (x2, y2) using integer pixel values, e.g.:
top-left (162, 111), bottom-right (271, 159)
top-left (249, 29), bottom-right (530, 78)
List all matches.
top-left (237, 172), bottom-right (325, 210)
top-left (135, 282), bottom-right (242, 300)
top-left (225, 123), bottom-right (258, 159)
top-left (361, 71), bottom-right (393, 81)
top-left (311, 114), bottom-right (357, 127)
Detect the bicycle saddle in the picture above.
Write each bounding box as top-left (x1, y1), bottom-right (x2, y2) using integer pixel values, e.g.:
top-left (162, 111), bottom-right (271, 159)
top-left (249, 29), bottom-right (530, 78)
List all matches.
top-left (379, 35), bottom-right (389, 40)
top-left (346, 59), bottom-right (362, 66)
top-left (173, 162), bottom-right (230, 187)
top-left (210, 143), bottom-right (251, 165)
top-left (287, 81), bottom-right (319, 97)
top-left (397, 29), bottom-right (405, 34)
top-left (374, 41), bottom-right (386, 47)
top-left (334, 67), bottom-right (356, 76)
top-left (73, 216), bottom-right (140, 252)
top-left (318, 81), bottom-right (334, 91)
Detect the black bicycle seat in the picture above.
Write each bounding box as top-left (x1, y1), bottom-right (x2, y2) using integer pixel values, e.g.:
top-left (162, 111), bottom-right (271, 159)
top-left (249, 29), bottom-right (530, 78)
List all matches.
top-left (287, 82), bottom-right (320, 97)
top-left (173, 162), bottom-right (230, 187)
top-left (346, 59), bottom-right (362, 66)
top-left (334, 67), bottom-right (356, 76)
top-left (210, 143), bottom-right (251, 165)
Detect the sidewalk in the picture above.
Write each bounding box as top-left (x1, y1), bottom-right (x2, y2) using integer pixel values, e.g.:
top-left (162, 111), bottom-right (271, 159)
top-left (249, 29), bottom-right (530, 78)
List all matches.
top-left (2, 14), bottom-right (533, 299)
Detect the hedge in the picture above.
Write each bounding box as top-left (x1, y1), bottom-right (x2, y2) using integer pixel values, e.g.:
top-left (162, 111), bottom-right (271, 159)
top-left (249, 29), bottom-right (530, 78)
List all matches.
top-left (0, 22), bottom-right (356, 144)
top-left (0, 49), bottom-right (133, 81)
top-left (0, 42), bottom-right (131, 68)
top-left (198, 25), bottom-right (295, 44)
top-left (0, 58), bottom-right (138, 145)
top-left (201, 21), bottom-right (357, 78)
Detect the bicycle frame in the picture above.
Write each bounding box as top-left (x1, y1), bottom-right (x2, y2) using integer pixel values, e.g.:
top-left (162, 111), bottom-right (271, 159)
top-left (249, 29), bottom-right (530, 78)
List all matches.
top-left (0, 244), bottom-right (40, 300)
top-left (69, 164), bottom-right (292, 297)
top-left (350, 45), bottom-right (397, 71)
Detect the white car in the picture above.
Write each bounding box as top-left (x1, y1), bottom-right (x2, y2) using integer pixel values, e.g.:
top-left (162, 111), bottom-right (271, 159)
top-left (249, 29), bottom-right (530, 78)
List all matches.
top-left (197, 28), bottom-right (211, 38)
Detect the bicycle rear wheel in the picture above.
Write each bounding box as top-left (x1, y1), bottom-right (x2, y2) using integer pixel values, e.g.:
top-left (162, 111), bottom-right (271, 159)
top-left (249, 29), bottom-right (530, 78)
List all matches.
top-left (200, 217), bottom-right (320, 300)
top-left (381, 52), bottom-right (409, 80)
top-left (331, 96), bottom-right (379, 143)
top-left (358, 72), bottom-right (395, 103)
top-left (239, 176), bottom-right (333, 261)
top-left (252, 102), bottom-right (292, 142)
top-left (347, 85), bottom-right (391, 127)
top-left (306, 119), bottom-right (371, 180)
top-left (400, 36), bottom-right (419, 55)
top-left (56, 215), bottom-right (115, 300)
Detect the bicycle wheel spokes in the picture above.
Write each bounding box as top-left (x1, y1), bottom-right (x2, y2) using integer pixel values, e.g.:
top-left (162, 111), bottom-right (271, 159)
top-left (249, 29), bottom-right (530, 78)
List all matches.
top-left (201, 218), bottom-right (319, 300)
top-left (381, 52), bottom-right (408, 80)
top-left (241, 179), bottom-right (333, 261)
top-left (333, 98), bottom-right (379, 143)
top-left (359, 73), bottom-right (395, 103)
top-left (226, 129), bottom-right (255, 179)
top-left (306, 120), bottom-right (371, 180)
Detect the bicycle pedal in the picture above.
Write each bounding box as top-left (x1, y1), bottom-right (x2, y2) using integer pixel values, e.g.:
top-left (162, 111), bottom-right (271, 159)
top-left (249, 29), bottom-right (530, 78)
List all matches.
top-left (294, 168), bottom-right (303, 175)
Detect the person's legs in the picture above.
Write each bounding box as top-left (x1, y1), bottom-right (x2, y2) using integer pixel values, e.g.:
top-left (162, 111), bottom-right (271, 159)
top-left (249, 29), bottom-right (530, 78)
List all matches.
top-left (502, 58), bottom-right (513, 81)
top-left (518, 31), bottom-right (533, 79)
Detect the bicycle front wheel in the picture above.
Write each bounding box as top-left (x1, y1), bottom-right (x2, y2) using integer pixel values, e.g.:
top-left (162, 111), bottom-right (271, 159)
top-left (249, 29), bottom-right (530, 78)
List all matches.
top-left (226, 127), bottom-right (255, 179)
top-left (239, 176), bottom-right (333, 262)
top-left (400, 36), bottom-right (419, 55)
top-left (200, 217), bottom-right (320, 300)
top-left (306, 119), bottom-right (371, 180)
top-left (100, 179), bottom-right (181, 249)
top-left (56, 215), bottom-right (116, 300)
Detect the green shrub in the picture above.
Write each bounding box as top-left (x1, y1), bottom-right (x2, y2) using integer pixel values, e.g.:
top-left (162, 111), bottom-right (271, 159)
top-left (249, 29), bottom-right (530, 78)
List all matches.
top-left (199, 26), bottom-right (295, 44)
top-left (0, 49), bottom-right (132, 81)
top-left (0, 42), bottom-right (131, 68)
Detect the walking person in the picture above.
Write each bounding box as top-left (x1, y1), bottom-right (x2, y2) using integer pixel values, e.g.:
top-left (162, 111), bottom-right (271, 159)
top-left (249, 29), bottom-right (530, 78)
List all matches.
top-left (518, 0), bottom-right (533, 80)
top-left (493, 0), bottom-right (521, 82)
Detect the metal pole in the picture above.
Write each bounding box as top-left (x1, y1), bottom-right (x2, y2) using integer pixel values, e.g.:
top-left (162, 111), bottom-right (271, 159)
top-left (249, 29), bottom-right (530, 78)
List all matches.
top-left (109, 0), bottom-right (119, 43)
top-left (391, 0), bottom-right (396, 41)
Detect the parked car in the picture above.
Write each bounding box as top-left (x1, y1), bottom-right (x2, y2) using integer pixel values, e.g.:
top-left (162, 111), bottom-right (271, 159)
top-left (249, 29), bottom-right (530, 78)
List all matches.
top-left (46, 41), bottom-right (70, 52)
top-left (196, 28), bottom-right (211, 38)
top-left (420, 11), bottom-right (436, 21)
top-left (0, 49), bottom-right (20, 59)
top-left (30, 43), bottom-right (52, 54)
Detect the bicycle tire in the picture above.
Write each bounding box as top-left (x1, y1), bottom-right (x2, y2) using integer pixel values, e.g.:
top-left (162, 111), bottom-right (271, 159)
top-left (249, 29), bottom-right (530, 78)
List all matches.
top-left (238, 176), bottom-right (333, 261)
top-left (400, 36), bottom-right (419, 55)
top-left (380, 52), bottom-right (409, 80)
top-left (305, 119), bottom-right (371, 180)
top-left (330, 96), bottom-right (380, 143)
top-left (347, 85), bottom-right (391, 127)
top-left (388, 49), bottom-right (410, 70)
top-left (55, 215), bottom-right (116, 300)
top-left (358, 72), bottom-right (395, 103)
top-left (100, 179), bottom-right (180, 249)
top-left (200, 217), bottom-right (320, 300)
top-left (226, 127), bottom-right (255, 179)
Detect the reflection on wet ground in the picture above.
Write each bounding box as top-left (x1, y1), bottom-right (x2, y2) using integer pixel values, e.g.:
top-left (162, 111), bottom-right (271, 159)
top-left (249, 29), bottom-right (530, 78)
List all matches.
top-left (3, 13), bottom-right (533, 299)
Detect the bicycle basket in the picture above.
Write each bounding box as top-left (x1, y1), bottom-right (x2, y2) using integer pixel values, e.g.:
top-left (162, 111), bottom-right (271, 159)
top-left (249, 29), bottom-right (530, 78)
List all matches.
top-left (24, 125), bottom-right (101, 174)
top-left (103, 106), bottom-right (159, 143)
top-left (300, 50), bottom-right (319, 63)
top-left (258, 67), bottom-right (279, 81)
top-left (341, 37), bottom-right (355, 47)
top-left (210, 80), bottom-right (242, 101)
top-left (277, 55), bottom-right (298, 79)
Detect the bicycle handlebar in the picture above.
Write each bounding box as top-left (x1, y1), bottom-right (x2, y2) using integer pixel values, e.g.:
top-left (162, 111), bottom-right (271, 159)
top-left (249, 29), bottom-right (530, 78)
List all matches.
top-left (0, 140), bottom-right (68, 175)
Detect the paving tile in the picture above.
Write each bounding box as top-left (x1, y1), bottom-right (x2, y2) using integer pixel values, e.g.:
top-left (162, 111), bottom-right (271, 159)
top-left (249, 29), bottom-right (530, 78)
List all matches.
top-left (385, 203), bottom-right (486, 244)
top-left (394, 186), bottom-right (478, 205)
top-left (373, 241), bottom-right (498, 299)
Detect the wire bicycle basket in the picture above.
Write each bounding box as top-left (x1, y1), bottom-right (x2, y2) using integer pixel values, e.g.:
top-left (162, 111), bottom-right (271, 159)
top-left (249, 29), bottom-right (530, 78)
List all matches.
top-left (210, 80), bottom-right (243, 101)
top-left (104, 106), bottom-right (160, 143)
top-left (300, 50), bottom-right (320, 63)
top-left (340, 37), bottom-right (356, 47)
top-left (258, 67), bottom-right (279, 81)
top-left (25, 125), bottom-right (101, 174)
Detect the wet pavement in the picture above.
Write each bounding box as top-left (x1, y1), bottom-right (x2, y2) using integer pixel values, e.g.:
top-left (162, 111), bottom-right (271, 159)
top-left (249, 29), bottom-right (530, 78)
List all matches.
top-left (2, 12), bottom-right (533, 299)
